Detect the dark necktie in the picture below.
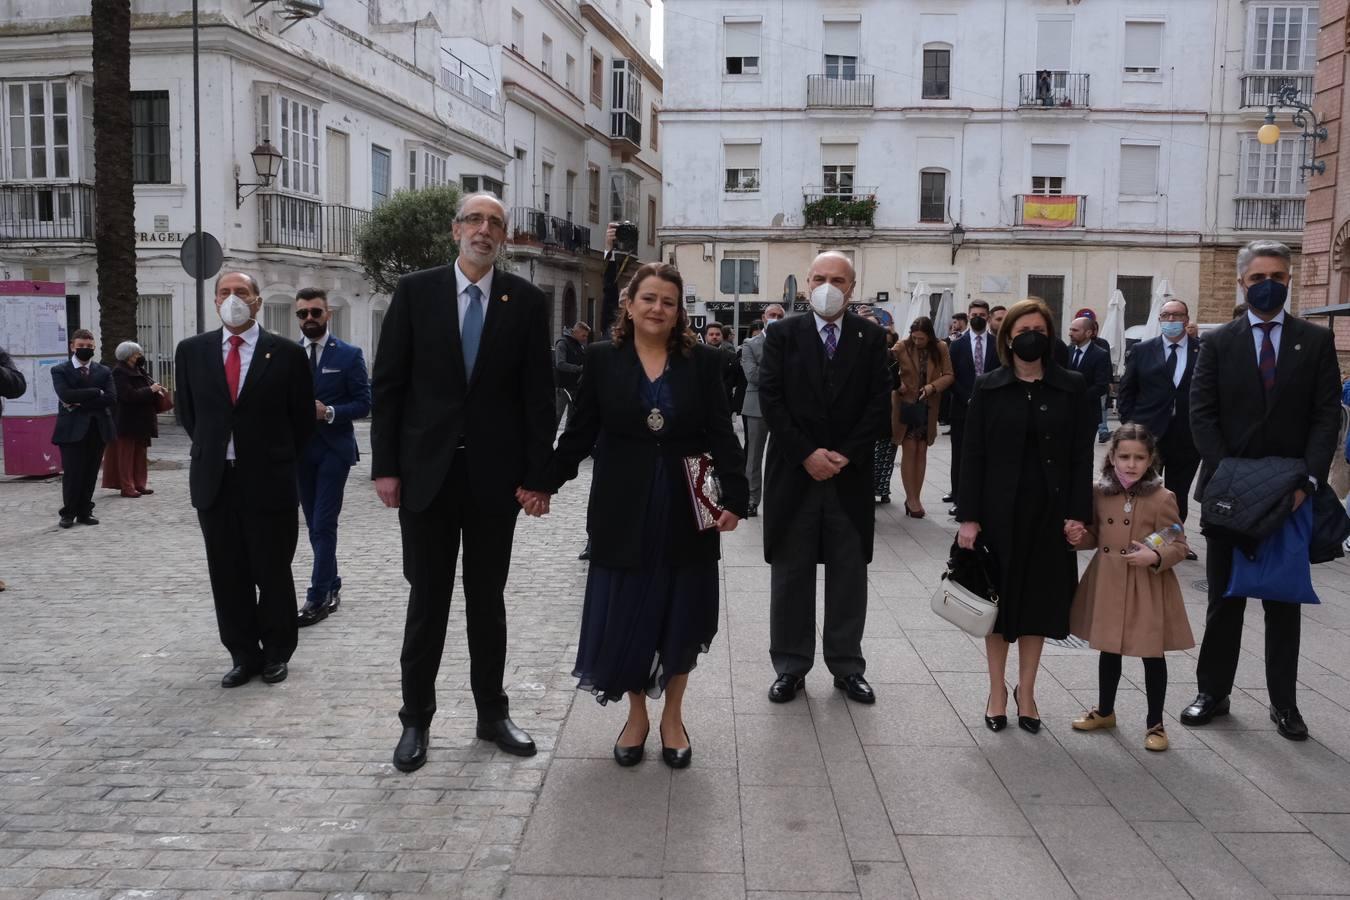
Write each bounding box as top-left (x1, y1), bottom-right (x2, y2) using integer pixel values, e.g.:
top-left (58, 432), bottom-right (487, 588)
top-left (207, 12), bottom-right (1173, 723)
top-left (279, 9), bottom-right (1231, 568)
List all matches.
top-left (225, 335), bottom-right (243, 405)
top-left (822, 322), bottom-right (837, 360)
top-left (462, 284), bottom-right (484, 378)
top-left (1257, 322), bottom-right (1277, 393)
top-left (1072, 348), bottom-right (1083, 370)
top-left (78, 365), bottom-right (89, 378)
top-left (974, 335), bottom-right (984, 376)
top-left (1165, 342), bottom-right (1179, 386)
top-left (309, 341), bottom-right (319, 373)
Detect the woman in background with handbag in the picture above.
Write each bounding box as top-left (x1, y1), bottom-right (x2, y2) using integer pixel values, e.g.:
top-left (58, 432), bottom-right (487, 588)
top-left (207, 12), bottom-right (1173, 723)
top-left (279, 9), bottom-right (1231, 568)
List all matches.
top-left (891, 316), bottom-right (953, 518)
top-left (956, 299), bottom-right (1095, 733)
top-left (536, 262), bottom-right (746, 769)
top-left (102, 341), bottom-right (169, 498)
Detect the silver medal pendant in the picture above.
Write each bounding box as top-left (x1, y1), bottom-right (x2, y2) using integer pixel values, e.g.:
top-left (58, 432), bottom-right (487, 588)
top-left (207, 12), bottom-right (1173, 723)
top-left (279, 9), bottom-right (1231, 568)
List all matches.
top-left (646, 407), bottom-right (665, 432)
top-left (1123, 495), bottom-right (1134, 514)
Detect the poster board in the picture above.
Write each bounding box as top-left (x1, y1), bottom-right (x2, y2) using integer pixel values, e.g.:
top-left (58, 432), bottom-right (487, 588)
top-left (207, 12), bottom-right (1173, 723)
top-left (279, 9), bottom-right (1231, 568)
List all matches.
top-left (1, 282), bottom-right (67, 475)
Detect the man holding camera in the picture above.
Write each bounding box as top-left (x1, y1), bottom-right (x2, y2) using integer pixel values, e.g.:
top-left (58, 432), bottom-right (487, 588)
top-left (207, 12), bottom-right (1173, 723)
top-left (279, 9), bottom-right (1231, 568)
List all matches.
top-left (554, 321), bottom-right (589, 427)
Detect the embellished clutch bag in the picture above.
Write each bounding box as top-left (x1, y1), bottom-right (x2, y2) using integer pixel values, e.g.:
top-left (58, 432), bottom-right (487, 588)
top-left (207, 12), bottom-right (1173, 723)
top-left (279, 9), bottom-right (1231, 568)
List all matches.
top-left (681, 453), bottom-right (723, 532)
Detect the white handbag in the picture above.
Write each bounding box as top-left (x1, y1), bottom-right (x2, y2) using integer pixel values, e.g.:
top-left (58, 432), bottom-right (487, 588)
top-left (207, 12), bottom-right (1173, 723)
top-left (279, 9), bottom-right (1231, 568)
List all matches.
top-left (930, 575), bottom-right (999, 637)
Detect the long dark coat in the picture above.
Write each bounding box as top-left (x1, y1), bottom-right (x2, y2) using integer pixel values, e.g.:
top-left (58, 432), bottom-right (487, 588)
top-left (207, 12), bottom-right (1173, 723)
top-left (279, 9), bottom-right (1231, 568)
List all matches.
top-left (112, 363), bottom-right (160, 441)
top-left (759, 311), bottom-right (892, 564)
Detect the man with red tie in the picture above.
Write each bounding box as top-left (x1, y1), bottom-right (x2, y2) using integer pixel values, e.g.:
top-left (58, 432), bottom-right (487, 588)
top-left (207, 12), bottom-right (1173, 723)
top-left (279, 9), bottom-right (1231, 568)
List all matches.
top-left (174, 272), bottom-right (314, 688)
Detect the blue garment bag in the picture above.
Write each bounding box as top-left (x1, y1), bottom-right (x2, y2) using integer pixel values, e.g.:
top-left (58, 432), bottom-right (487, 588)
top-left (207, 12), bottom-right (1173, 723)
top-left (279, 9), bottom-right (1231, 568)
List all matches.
top-left (1226, 503), bottom-right (1319, 605)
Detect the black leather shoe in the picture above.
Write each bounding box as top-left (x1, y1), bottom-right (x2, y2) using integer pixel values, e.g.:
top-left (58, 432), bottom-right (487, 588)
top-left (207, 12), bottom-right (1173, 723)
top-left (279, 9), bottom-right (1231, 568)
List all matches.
top-left (578, 541), bottom-right (591, 561)
top-left (393, 725), bottom-right (429, 772)
top-left (1013, 685), bottom-right (1041, 734)
top-left (613, 723), bottom-right (648, 767)
top-left (1270, 706), bottom-right (1309, 741)
top-left (58, 516), bottom-right (75, 529)
top-left (221, 664), bottom-right (257, 688)
top-left (323, 588), bottom-right (341, 614)
top-left (477, 718), bottom-right (537, 756)
top-left (661, 724), bottom-right (692, 769)
top-left (261, 662), bottom-right (287, 684)
top-left (768, 673), bottom-right (805, 703)
top-left (1180, 693), bottom-right (1230, 726)
top-left (942, 493), bottom-right (955, 504)
top-left (1185, 550), bottom-right (1199, 561)
top-left (834, 673), bottom-right (876, 704)
top-left (76, 515), bottom-right (99, 525)
top-left (985, 690), bottom-right (1008, 732)
top-left (297, 604), bottom-right (328, 627)
top-left (745, 508), bottom-right (758, 518)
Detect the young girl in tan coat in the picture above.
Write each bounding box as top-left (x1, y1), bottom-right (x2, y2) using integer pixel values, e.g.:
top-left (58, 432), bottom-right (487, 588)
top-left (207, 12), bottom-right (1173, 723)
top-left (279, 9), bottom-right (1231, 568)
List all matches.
top-left (1066, 424), bottom-right (1195, 751)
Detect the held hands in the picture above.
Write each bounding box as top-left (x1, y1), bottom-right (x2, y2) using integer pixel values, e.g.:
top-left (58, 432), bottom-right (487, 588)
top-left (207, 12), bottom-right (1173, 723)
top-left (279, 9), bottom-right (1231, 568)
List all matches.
top-left (1124, 541), bottom-right (1163, 568)
top-left (515, 487), bottom-right (551, 517)
top-left (803, 448), bottom-right (849, 481)
top-left (375, 476), bottom-right (401, 509)
top-left (715, 510), bottom-right (740, 532)
top-left (957, 521), bottom-right (981, 550)
top-left (1063, 519), bottom-right (1088, 545)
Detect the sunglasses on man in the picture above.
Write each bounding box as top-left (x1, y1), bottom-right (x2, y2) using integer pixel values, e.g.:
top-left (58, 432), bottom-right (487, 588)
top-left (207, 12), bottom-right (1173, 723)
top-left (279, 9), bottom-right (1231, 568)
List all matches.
top-left (295, 308), bottom-right (326, 320)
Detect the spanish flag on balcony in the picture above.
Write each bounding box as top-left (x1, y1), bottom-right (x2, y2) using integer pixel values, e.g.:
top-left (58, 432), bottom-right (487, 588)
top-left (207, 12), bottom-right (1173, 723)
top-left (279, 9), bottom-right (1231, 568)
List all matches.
top-left (1021, 194), bottom-right (1079, 228)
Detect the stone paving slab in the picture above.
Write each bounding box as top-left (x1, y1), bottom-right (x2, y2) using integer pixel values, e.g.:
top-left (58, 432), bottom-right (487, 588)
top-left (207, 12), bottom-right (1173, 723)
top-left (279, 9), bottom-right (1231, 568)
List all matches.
top-left (4, 425), bottom-right (1350, 898)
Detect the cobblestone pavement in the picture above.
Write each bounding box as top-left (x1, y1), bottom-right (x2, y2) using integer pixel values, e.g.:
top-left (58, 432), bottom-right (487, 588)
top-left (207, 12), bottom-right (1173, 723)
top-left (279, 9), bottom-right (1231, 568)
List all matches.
top-left (3, 423), bottom-right (1350, 899)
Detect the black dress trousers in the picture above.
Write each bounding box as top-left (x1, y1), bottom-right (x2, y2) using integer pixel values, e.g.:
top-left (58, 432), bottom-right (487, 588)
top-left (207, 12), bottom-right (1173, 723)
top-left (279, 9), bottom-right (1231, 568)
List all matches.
top-left (59, 427), bottom-right (105, 519)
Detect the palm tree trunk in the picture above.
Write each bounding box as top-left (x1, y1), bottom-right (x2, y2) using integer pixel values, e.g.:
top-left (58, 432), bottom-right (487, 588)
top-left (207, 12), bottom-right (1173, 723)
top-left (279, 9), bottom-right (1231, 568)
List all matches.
top-left (91, 0), bottom-right (137, 364)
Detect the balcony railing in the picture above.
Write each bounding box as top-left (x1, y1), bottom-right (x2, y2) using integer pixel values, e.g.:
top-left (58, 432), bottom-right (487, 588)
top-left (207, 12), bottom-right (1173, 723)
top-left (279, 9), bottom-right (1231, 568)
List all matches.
top-left (610, 110), bottom-right (641, 146)
top-left (257, 194), bottom-right (372, 255)
top-left (1235, 197), bottom-right (1305, 232)
top-left (509, 207), bottom-right (591, 253)
top-left (1018, 72), bottom-right (1090, 108)
top-left (0, 183), bottom-right (95, 241)
top-left (802, 188), bottom-right (879, 227)
top-left (1241, 74), bottom-right (1314, 109)
top-left (1014, 194), bottom-right (1087, 228)
top-left (806, 74), bottom-right (875, 108)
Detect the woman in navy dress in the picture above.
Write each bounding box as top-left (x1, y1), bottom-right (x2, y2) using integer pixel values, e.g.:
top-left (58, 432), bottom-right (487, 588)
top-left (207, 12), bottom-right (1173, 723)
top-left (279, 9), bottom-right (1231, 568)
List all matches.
top-left (535, 262), bottom-right (747, 768)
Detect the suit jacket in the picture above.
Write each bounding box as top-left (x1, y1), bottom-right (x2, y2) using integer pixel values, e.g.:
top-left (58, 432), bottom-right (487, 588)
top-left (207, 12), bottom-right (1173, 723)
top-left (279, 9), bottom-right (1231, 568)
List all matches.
top-left (174, 328), bottom-right (315, 511)
top-left (947, 330), bottom-right (1000, 419)
top-left (50, 360), bottom-right (116, 444)
top-left (0, 348), bottom-right (25, 412)
top-left (740, 332), bottom-right (767, 417)
top-left (759, 311), bottom-right (892, 563)
top-left (1066, 341), bottom-right (1112, 405)
top-left (1116, 335), bottom-right (1200, 446)
top-left (543, 340), bottom-right (748, 568)
top-left (370, 264), bottom-right (555, 516)
top-left (1190, 314), bottom-right (1341, 497)
top-left (302, 335), bottom-right (371, 466)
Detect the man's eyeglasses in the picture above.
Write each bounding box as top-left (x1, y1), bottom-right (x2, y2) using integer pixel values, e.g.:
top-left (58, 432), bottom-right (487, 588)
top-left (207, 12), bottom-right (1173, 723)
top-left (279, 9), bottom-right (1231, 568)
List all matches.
top-left (458, 213), bottom-right (507, 231)
top-left (1158, 312), bottom-right (1187, 322)
top-left (295, 308), bottom-right (326, 320)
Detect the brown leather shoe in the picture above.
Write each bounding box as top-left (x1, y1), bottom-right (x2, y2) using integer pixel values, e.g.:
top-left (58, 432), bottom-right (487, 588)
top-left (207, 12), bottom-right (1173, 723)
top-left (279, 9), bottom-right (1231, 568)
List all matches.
top-left (1072, 708), bottom-right (1117, 731)
top-left (1145, 724), bottom-right (1169, 751)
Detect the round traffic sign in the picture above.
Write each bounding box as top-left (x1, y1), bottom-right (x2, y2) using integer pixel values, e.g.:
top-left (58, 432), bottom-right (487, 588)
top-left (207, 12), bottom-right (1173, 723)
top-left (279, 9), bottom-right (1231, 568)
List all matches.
top-left (180, 232), bottom-right (223, 280)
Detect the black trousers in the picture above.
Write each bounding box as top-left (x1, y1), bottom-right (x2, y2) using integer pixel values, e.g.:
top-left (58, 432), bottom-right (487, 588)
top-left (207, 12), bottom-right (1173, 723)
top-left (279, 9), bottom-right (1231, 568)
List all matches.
top-left (197, 465), bottom-right (300, 669)
top-left (58, 428), bottom-right (105, 519)
top-left (1157, 426), bottom-right (1201, 523)
top-left (1196, 532), bottom-right (1301, 710)
top-left (769, 479), bottom-right (868, 677)
top-left (398, 454), bottom-right (518, 728)
top-left (949, 414), bottom-right (966, 498)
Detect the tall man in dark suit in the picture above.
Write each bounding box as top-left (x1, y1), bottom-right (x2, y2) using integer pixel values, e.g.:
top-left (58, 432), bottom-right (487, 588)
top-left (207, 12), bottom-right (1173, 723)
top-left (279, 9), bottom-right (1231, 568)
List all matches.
top-left (50, 329), bottom-right (116, 528)
top-left (1181, 240), bottom-right (1342, 741)
top-left (760, 251), bottom-right (892, 705)
top-left (372, 192), bottom-right (555, 771)
top-left (1067, 316), bottom-right (1112, 442)
top-left (294, 288), bottom-right (371, 627)
top-left (1117, 298), bottom-right (1203, 544)
top-left (175, 273), bottom-right (314, 687)
top-left (945, 300), bottom-right (1000, 511)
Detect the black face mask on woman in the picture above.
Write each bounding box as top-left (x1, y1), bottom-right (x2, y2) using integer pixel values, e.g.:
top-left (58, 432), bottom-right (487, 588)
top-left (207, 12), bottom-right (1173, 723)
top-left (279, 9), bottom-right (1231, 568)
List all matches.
top-left (1010, 331), bottom-right (1050, 362)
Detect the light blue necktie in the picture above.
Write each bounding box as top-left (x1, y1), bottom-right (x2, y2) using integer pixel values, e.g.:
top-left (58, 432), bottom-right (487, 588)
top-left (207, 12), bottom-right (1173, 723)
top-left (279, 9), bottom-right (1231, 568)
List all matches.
top-left (462, 284), bottom-right (484, 379)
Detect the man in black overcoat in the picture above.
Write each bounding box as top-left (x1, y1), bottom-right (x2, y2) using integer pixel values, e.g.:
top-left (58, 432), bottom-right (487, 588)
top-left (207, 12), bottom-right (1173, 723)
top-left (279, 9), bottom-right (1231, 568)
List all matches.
top-left (50, 329), bottom-right (116, 527)
top-left (759, 251), bottom-right (892, 705)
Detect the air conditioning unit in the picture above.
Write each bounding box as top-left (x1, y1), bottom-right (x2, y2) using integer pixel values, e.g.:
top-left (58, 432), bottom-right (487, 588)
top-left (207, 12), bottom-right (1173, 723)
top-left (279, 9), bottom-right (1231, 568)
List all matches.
top-left (283, 0), bottom-right (324, 14)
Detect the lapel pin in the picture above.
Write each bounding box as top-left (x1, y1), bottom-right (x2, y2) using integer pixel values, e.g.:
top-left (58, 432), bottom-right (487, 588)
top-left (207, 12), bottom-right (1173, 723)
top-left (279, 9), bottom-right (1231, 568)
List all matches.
top-left (1294, 343), bottom-right (1302, 351)
top-left (500, 294), bottom-right (509, 302)
top-left (265, 352), bottom-right (271, 359)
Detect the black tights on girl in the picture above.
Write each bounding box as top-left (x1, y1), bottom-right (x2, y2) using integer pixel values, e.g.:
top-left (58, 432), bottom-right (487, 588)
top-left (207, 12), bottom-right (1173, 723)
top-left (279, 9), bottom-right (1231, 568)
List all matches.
top-left (1098, 652), bottom-right (1167, 727)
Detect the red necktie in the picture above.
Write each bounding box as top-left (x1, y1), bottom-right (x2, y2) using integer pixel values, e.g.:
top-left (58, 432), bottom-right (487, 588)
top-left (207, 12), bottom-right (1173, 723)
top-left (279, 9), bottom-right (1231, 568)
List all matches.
top-left (225, 335), bottom-right (243, 405)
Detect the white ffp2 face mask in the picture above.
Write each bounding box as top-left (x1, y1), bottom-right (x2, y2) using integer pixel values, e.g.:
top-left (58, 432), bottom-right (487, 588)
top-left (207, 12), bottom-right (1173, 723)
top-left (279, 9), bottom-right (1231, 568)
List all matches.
top-left (809, 283), bottom-right (846, 318)
top-left (217, 295), bottom-right (254, 329)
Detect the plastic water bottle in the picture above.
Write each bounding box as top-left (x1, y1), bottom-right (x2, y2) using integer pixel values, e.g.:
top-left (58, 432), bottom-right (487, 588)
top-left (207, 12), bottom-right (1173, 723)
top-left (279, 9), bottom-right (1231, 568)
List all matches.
top-left (1141, 523), bottom-right (1184, 552)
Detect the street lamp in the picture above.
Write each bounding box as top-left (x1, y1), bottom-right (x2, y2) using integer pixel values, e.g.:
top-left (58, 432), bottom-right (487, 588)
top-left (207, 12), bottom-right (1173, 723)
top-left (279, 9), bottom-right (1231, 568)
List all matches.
top-left (950, 221), bottom-right (966, 265)
top-left (234, 140), bottom-right (284, 208)
top-left (1257, 82), bottom-right (1328, 178)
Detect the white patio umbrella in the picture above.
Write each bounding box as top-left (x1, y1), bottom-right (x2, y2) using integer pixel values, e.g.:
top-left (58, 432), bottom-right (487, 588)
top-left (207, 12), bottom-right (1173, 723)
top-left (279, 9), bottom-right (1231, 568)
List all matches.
top-left (1102, 289), bottom-right (1127, 375)
top-left (901, 281), bottom-right (930, 331)
top-left (1137, 278), bottom-right (1171, 342)
top-left (934, 288), bottom-right (955, 334)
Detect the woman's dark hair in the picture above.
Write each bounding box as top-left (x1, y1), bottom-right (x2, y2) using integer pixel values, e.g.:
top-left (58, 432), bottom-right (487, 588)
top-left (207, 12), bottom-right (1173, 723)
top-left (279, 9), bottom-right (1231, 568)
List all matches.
top-left (996, 298), bottom-right (1056, 368)
top-left (904, 316), bottom-right (942, 364)
top-left (1101, 422), bottom-right (1159, 483)
top-left (610, 262), bottom-right (698, 355)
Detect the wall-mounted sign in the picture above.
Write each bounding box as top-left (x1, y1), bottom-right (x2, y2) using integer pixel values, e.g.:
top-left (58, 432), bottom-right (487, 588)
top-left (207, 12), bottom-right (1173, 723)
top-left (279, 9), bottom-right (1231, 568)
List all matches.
top-left (154, 215), bottom-right (170, 231)
top-left (137, 231), bottom-right (186, 244)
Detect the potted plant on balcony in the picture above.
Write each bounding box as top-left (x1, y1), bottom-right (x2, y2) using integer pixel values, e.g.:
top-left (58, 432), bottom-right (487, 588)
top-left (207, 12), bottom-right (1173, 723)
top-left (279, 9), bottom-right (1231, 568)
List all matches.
top-left (804, 194), bottom-right (877, 227)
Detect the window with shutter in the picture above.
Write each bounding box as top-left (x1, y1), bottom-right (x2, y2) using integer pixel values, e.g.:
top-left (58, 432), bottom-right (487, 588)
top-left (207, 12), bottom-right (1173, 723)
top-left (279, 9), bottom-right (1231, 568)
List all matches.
top-left (1036, 19), bottom-right (1072, 72)
top-left (1119, 144), bottom-right (1159, 195)
top-left (1030, 143), bottom-right (1068, 195)
top-left (724, 143), bottom-right (761, 193)
top-left (823, 21), bottom-right (860, 79)
top-left (724, 18), bottom-right (761, 76)
top-left (1123, 22), bottom-right (1163, 73)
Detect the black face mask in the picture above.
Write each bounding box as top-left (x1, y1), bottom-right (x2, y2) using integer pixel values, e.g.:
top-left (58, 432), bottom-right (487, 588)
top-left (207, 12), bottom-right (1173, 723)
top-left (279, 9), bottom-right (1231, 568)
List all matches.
top-left (1010, 331), bottom-right (1050, 362)
top-left (73, 347), bottom-right (95, 362)
top-left (968, 316), bottom-right (988, 333)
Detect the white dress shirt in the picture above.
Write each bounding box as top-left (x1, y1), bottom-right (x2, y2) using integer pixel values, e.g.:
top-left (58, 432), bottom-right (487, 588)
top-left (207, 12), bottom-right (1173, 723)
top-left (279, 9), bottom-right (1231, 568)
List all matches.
top-left (455, 260), bottom-right (494, 332)
top-left (812, 311), bottom-right (844, 347)
top-left (303, 331), bottom-right (330, 365)
top-left (1162, 336), bottom-right (1188, 387)
top-left (222, 321), bottom-right (261, 460)
top-left (1248, 308), bottom-right (1286, 361)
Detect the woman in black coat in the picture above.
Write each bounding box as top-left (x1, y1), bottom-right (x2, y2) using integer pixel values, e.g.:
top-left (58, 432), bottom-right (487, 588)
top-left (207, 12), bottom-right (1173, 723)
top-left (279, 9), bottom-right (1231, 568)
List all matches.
top-left (536, 262), bottom-right (746, 769)
top-left (956, 299), bottom-right (1095, 734)
top-left (102, 341), bottom-right (168, 497)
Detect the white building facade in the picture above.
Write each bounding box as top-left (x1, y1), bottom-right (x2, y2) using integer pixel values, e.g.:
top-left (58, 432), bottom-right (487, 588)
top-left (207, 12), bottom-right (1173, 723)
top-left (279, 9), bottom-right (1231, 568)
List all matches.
top-left (0, 0), bottom-right (514, 388)
top-left (661, 0), bottom-right (1315, 337)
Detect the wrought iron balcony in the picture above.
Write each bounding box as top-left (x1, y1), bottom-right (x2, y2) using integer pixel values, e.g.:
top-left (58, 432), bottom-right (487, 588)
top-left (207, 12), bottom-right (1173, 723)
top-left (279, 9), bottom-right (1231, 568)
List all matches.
top-left (802, 188), bottom-right (879, 227)
top-left (1241, 74), bottom-right (1314, 109)
top-left (0, 182), bottom-right (95, 241)
top-left (1013, 194), bottom-right (1087, 228)
top-left (806, 74), bottom-right (875, 108)
top-left (509, 207), bottom-right (591, 253)
top-left (1234, 197), bottom-right (1305, 232)
top-left (257, 194), bottom-right (371, 255)
top-left (1018, 73), bottom-right (1090, 109)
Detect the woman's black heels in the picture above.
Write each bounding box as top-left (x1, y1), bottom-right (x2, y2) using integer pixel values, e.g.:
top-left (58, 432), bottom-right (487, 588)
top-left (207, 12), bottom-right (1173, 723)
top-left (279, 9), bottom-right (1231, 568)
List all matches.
top-left (904, 503), bottom-right (925, 519)
top-left (984, 689), bottom-right (1008, 732)
top-left (613, 723), bottom-right (649, 767)
top-left (1013, 685), bottom-right (1041, 734)
top-left (661, 723), bottom-right (692, 769)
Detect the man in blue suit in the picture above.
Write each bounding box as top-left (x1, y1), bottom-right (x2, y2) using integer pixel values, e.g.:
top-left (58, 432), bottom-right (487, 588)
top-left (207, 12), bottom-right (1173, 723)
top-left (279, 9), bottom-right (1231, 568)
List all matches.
top-left (944, 300), bottom-right (1000, 512)
top-left (1067, 316), bottom-right (1113, 443)
top-left (51, 329), bottom-right (117, 528)
top-left (295, 288), bottom-right (372, 626)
